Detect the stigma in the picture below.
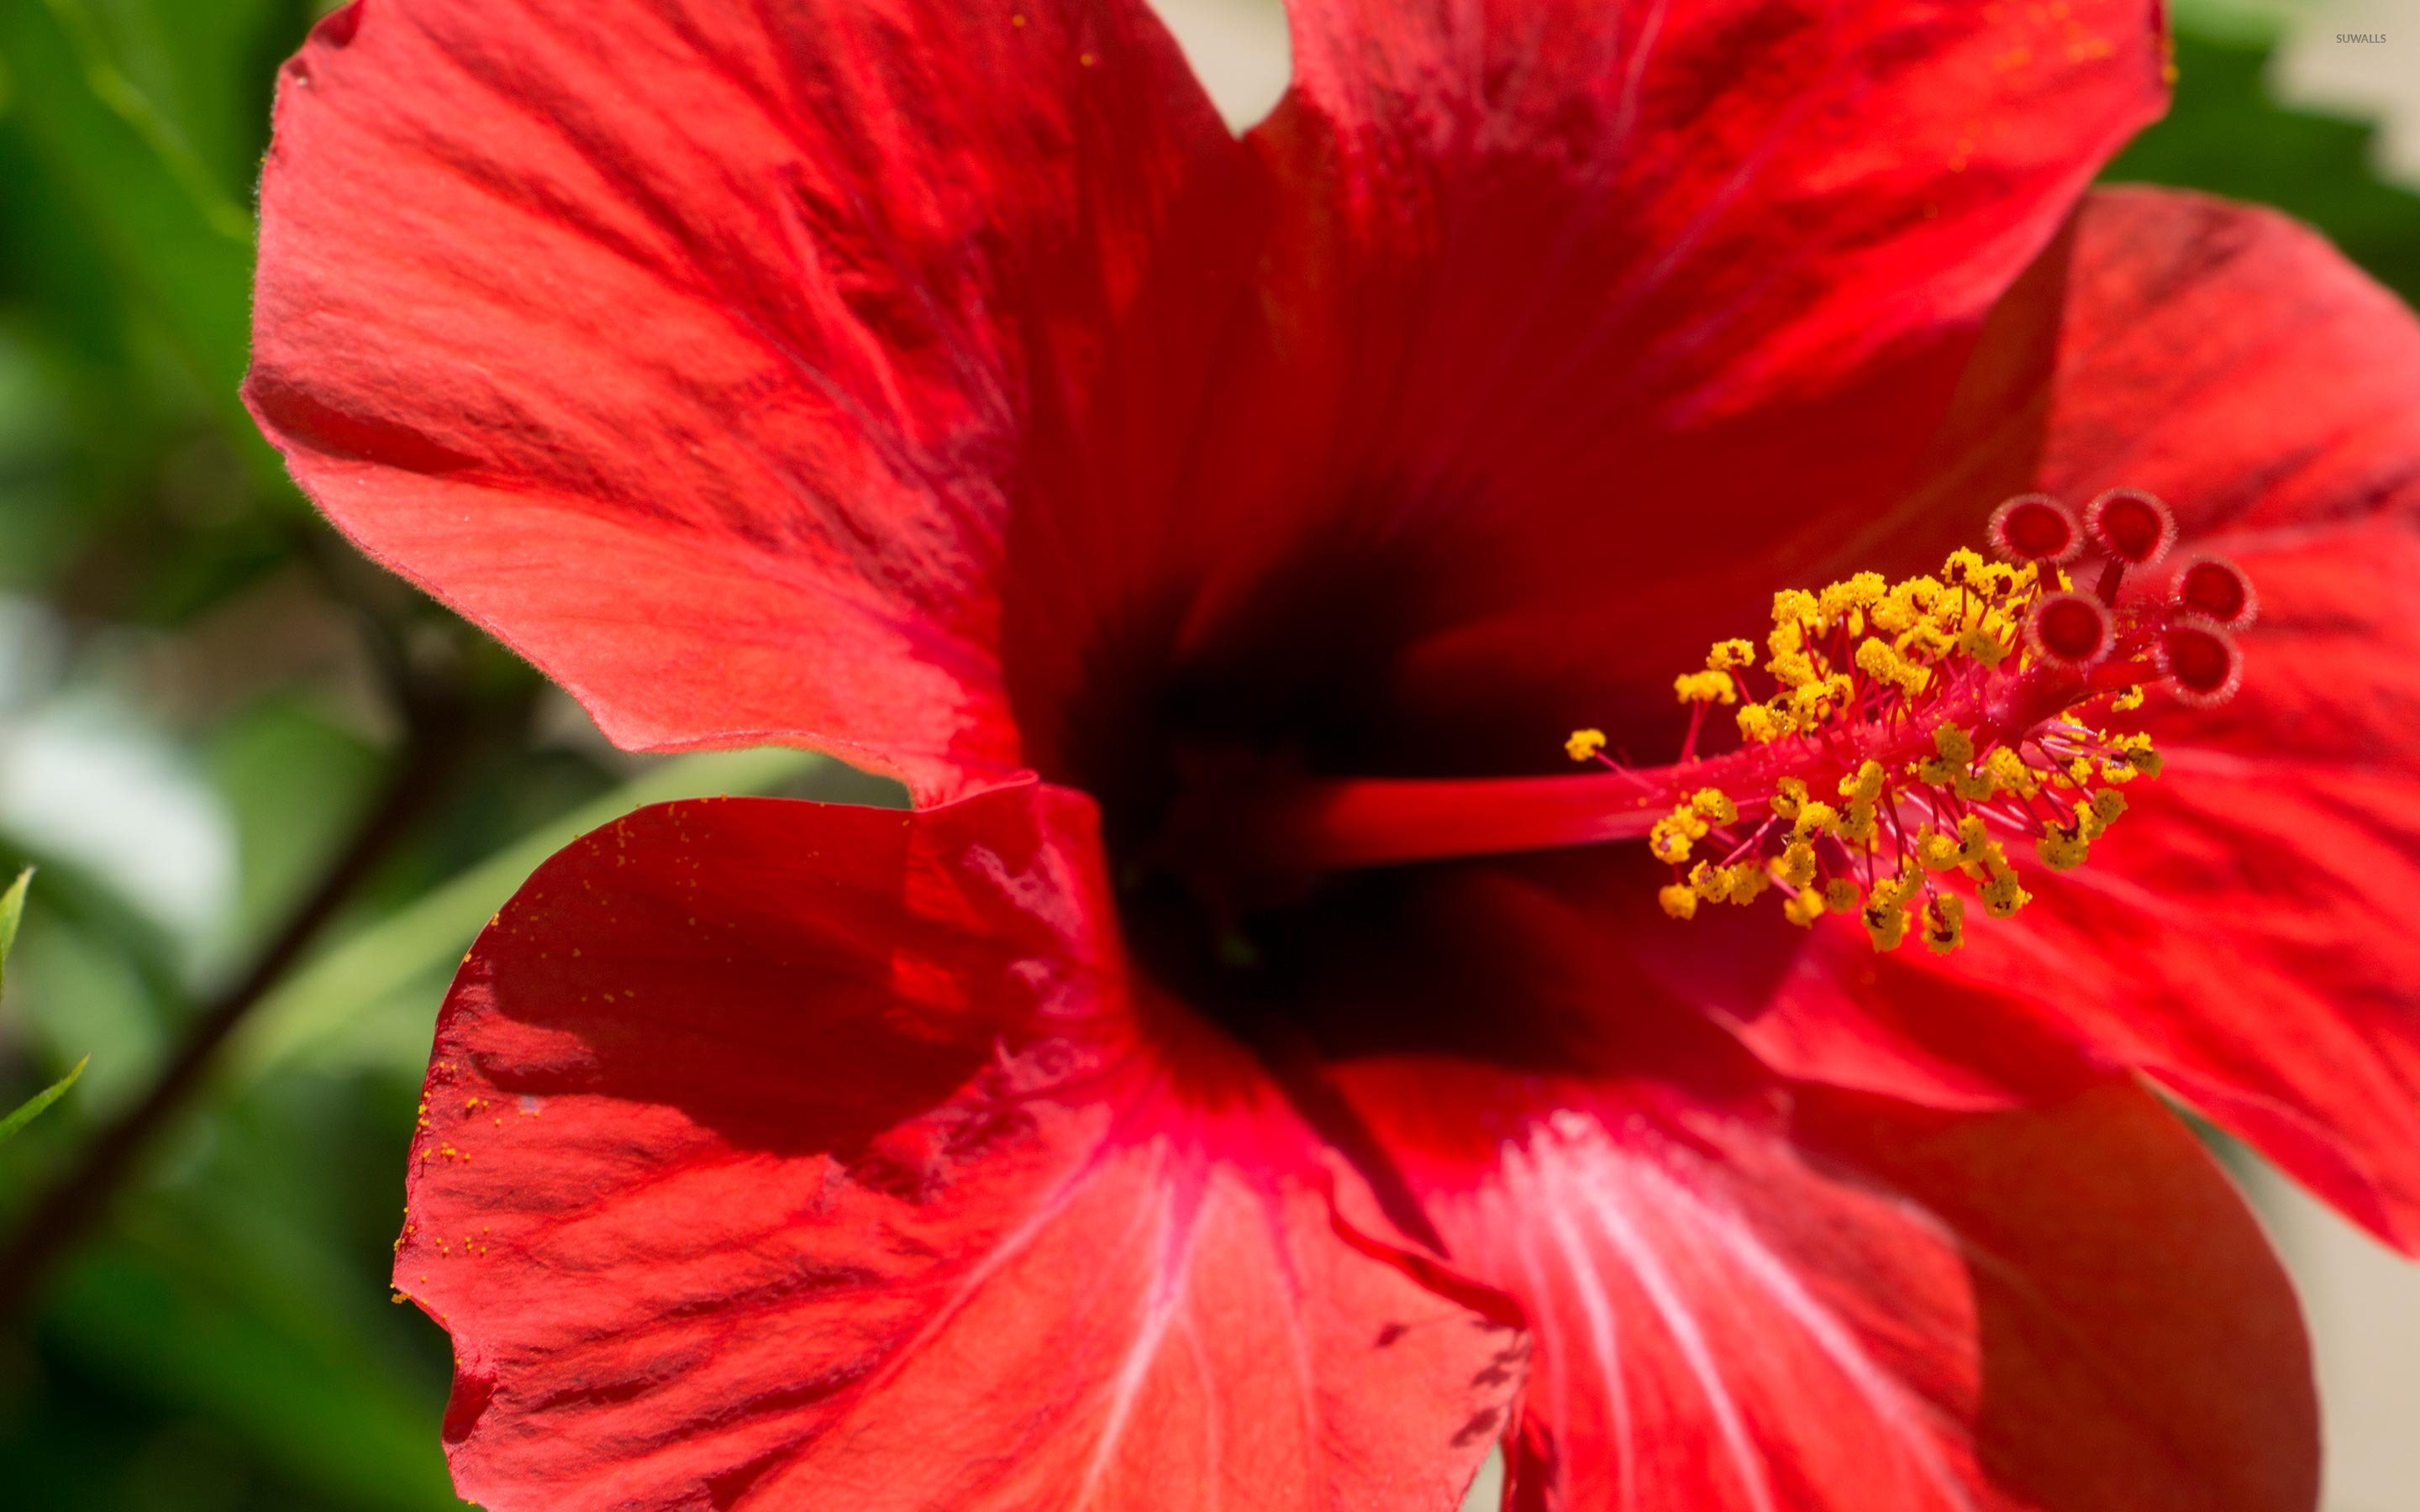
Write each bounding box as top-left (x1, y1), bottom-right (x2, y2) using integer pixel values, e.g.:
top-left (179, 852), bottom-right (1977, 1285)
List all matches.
top-left (1253, 490), bottom-right (2251, 957)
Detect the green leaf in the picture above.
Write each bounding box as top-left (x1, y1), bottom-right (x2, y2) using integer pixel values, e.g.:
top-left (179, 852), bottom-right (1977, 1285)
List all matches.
top-left (46, 1236), bottom-right (459, 1511)
top-left (0, 0), bottom-right (278, 480)
top-left (0, 1054), bottom-right (87, 1143)
top-left (0, 865), bottom-right (29, 988)
top-left (2107, 26), bottom-right (2420, 307)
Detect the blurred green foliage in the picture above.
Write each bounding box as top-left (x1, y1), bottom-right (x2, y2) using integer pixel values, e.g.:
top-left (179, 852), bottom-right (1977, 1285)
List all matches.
top-left (2107, 27), bottom-right (2420, 303)
top-left (0, 3), bottom-right (2412, 1509)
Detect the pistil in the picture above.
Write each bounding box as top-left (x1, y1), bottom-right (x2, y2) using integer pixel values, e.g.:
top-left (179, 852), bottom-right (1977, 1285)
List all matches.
top-left (1255, 491), bottom-right (2249, 956)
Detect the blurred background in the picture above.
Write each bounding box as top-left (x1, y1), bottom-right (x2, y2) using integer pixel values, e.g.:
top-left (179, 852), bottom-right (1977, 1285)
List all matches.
top-left (0, 0), bottom-right (2413, 1508)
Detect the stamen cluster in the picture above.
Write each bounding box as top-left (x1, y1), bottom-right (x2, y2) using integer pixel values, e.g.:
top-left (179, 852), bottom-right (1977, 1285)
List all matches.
top-left (1573, 489), bottom-right (2249, 953)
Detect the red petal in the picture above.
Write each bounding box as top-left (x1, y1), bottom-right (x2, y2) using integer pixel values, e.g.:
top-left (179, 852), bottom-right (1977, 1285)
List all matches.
top-left (1328, 1064), bottom-right (2314, 1512)
top-left (1736, 190), bottom-right (2420, 1252)
top-left (2037, 188), bottom-right (2420, 537)
top-left (247, 0), bottom-right (1249, 802)
top-left (402, 786), bottom-right (1521, 1510)
top-left (1047, 0), bottom-right (2168, 774)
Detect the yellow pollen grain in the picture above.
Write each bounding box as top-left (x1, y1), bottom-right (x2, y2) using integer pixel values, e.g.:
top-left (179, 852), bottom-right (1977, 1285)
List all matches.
top-left (1565, 727), bottom-right (1607, 762)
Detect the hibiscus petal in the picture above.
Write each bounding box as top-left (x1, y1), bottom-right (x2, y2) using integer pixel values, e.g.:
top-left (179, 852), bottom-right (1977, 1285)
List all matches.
top-left (1328, 1063), bottom-right (2314, 1512)
top-left (1735, 188), bottom-right (2420, 1253)
top-left (247, 0), bottom-right (1249, 801)
top-left (1042, 0), bottom-right (2170, 780)
top-left (402, 786), bottom-right (1522, 1511)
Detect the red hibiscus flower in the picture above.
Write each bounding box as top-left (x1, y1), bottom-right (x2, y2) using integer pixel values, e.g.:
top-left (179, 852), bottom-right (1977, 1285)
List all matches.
top-left (245, 0), bottom-right (2420, 1508)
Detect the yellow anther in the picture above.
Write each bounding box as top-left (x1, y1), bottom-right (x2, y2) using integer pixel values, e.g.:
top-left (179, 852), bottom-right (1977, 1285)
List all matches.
top-left (1960, 836), bottom-right (2010, 877)
top-left (1706, 638), bottom-right (1757, 671)
top-left (1941, 548), bottom-right (1988, 588)
top-left (1985, 747), bottom-right (2040, 798)
top-left (2088, 787), bottom-right (2128, 827)
top-left (1565, 727), bottom-right (1608, 762)
top-left (1649, 809), bottom-right (1704, 865)
top-left (1865, 896), bottom-right (1912, 952)
top-left (1951, 766), bottom-right (1996, 802)
top-left (1658, 884), bottom-right (1699, 920)
top-left (1922, 894), bottom-right (1967, 954)
top-left (1834, 799), bottom-right (1878, 845)
top-left (1737, 704), bottom-right (1788, 743)
top-left (1688, 860), bottom-right (1734, 903)
top-left (1691, 788), bottom-right (1739, 826)
top-left (1773, 776), bottom-right (1810, 821)
top-left (1879, 867), bottom-right (1927, 908)
top-left (1783, 890), bottom-right (1827, 928)
top-left (1975, 860), bottom-right (2032, 919)
top-left (1915, 827), bottom-right (1964, 872)
top-left (2104, 733), bottom-right (2162, 780)
top-left (1854, 636), bottom-right (1930, 700)
top-left (2110, 685), bottom-right (2146, 712)
top-left (1932, 725), bottom-right (1975, 765)
top-left (1776, 840), bottom-right (1818, 888)
top-left (1769, 650), bottom-right (1818, 690)
top-left (1726, 864), bottom-right (1770, 905)
top-left (1792, 801), bottom-right (1839, 840)
top-left (1822, 878), bottom-right (1863, 912)
top-left (1771, 588), bottom-right (1821, 629)
top-left (1954, 625), bottom-right (2007, 666)
top-left (1786, 679), bottom-right (1838, 725)
top-left (1838, 759), bottom-right (1886, 804)
top-left (2036, 823), bottom-right (2090, 871)
top-left (1818, 573), bottom-right (1888, 624)
top-left (1953, 814), bottom-right (1991, 864)
top-left (1674, 670), bottom-right (1736, 705)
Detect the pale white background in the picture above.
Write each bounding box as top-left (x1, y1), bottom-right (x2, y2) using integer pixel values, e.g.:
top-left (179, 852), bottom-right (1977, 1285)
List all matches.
top-left (1141, 2), bottom-right (2420, 1507)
